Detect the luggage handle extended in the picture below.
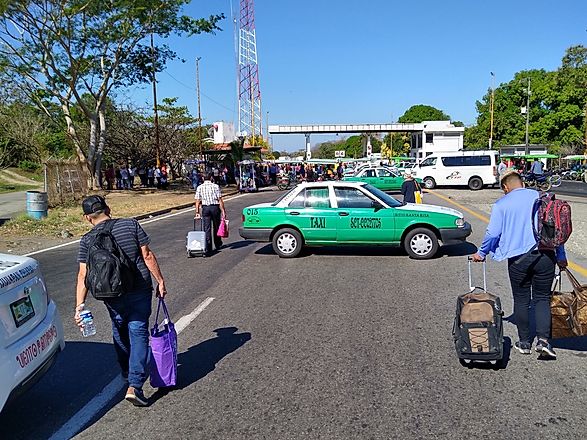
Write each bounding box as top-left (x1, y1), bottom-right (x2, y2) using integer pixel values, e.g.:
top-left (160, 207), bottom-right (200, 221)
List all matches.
top-left (193, 217), bottom-right (204, 232)
top-left (467, 256), bottom-right (487, 292)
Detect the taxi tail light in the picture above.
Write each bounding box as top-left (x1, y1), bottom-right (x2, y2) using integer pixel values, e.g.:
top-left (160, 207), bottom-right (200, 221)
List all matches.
top-left (242, 214), bottom-right (245, 222)
top-left (493, 166), bottom-right (497, 176)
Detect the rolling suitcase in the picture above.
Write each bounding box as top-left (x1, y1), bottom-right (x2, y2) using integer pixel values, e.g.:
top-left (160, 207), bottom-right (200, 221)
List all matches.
top-left (453, 258), bottom-right (504, 366)
top-left (187, 218), bottom-right (207, 257)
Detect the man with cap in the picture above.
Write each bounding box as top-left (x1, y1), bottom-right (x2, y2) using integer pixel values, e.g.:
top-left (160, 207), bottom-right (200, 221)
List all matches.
top-left (75, 195), bottom-right (167, 406)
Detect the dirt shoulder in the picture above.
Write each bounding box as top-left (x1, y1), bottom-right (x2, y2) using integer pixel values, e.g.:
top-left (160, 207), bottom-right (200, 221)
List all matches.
top-left (0, 185), bottom-right (238, 255)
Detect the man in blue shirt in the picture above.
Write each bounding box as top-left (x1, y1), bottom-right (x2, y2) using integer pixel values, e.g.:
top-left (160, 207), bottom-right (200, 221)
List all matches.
top-left (530, 159), bottom-right (544, 175)
top-left (472, 172), bottom-right (567, 359)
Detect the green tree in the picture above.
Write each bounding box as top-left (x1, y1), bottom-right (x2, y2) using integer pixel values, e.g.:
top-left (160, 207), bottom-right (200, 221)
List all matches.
top-left (0, 0), bottom-right (224, 187)
top-left (398, 105), bottom-right (451, 123)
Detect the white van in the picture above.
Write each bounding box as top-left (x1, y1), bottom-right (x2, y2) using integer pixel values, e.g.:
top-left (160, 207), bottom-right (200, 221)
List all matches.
top-left (0, 253), bottom-right (65, 412)
top-left (411, 150), bottom-right (499, 190)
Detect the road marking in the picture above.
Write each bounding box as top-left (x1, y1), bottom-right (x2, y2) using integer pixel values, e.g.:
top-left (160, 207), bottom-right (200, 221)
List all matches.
top-left (429, 190), bottom-right (587, 278)
top-left (48, 296), bottom-right (216, 440)
top-left (175, 297), bottom-right (215, 333)
top-left (23, 193), bottom-right (246, 257)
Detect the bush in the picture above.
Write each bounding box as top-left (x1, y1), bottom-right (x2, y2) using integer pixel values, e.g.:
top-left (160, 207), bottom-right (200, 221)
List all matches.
top-left (18, 160), bottom-right (41, 173)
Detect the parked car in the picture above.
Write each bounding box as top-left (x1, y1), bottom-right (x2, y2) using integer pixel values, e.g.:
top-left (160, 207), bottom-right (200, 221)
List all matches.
top-left (343, 166), bottom-right (421, 191)
top-left (0, 253), bottom-right (65, 412)
top-left (239, 181), bottom-right (471, 259)
top-left (410, 150), bottom-right (499, 190)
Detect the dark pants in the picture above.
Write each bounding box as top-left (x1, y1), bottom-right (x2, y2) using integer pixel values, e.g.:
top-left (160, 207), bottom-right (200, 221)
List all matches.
top-left (508, 250), bottom-right (556, 343)
top-left (105, 292), bottom-right (152, 389)
top-left (202, 204), bottom-right (223, 253)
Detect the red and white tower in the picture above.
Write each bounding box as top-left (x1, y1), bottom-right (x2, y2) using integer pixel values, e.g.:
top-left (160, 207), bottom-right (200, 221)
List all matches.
top-left (237, 0), bottom-right (262, 141)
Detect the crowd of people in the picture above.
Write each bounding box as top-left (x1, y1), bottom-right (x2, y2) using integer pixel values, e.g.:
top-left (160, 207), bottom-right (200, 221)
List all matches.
top-left (103, 164), bottom-right (170, 190)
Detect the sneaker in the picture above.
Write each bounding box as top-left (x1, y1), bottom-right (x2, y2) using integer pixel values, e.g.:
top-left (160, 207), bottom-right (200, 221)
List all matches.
top-left (514, 341), bottom-right (532, 355)
top-left (536, 339), bottom-right (557, 359)
top-left (125, 387), bottom-right (148, 407)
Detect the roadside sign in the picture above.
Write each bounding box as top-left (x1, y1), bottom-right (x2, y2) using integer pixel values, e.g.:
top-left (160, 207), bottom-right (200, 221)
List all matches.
top-left (335, 150), bottom-right (346, 158)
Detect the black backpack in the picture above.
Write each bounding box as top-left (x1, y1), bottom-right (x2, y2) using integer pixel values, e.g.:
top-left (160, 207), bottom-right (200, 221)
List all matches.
top-left (85, 220), bottom-right (135, 300)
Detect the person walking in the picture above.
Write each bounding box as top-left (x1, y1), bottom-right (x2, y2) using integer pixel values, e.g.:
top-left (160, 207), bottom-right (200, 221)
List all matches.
top-left (400, 172), bottom-right (420, 204)
top-left (147, 166), bottom-right (155, 188)
top-left (120, 166), bottom-right (130, 189)
top-left (194, 173), bottom-right (226, 256)
top-left (471, 171), bottom-right (567, 359)
top-left (74, 195), bottom-right (167, 406)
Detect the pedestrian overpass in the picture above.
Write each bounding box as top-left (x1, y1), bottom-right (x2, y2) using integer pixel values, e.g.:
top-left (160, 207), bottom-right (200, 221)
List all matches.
top-left (268, 122), bottom-right (464, 160)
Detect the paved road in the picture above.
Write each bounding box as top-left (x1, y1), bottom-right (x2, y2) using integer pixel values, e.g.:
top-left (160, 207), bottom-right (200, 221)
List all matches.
top-left (2, 190), bottom-right (587, 439)
top-left (552, 180), bottom-right (586, 197)
top-left (0, 191), bottom-right (30, 221)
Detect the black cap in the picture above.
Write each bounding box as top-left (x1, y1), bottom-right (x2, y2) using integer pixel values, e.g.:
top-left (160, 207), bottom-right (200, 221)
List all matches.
top-left (82, 195), bottom-right (108, 215)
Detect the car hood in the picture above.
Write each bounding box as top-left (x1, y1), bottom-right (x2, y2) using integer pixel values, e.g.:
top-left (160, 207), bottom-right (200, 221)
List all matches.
top-left (396, 203), bottom-right (463, 218)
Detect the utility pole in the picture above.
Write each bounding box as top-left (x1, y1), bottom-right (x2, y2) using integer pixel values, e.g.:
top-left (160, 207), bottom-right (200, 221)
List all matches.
top-left (150, 33), bottom-right (160, 168)
top-left (196, 57), bottom-right (202, 157)
top-left (489, 72), bottom-right (495, 149)
top-left (524, 78), bottom-right (531, 155)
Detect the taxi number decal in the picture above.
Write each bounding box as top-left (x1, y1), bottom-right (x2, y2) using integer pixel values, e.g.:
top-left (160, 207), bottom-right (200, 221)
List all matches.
top-left (396, 213), bottom-right (430, 218)
top-left (246, 208), bottom-right (259, 215)
top-left (350, 217), bottom-right (382, 229)
top-left (311, 217), bottom-right (325, 228)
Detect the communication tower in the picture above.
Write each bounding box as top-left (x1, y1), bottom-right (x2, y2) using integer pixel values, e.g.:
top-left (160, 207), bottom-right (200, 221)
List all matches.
top-left (237, 0), bottom-right (262, 141)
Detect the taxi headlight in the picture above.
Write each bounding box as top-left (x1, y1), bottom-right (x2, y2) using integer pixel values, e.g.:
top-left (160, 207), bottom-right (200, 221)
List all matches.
top-left (455, 218), bottom-right (465, 227)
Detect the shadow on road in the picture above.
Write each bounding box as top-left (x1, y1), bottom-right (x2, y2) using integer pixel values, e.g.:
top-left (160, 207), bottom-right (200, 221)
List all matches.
top-left (0, 341), bottom-right (121, 440)
top-left (224, 239), bottom-right (256, 250)
top-left (150, 327), bottom-right (251, 405)
top-left (439, 242), bottom-right (478, 258)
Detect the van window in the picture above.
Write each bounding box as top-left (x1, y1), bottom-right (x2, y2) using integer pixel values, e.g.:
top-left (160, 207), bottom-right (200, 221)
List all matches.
top-left (420, 157), bottom-right (437, 167)
top-left (442, 155), bottom-right (491, 167)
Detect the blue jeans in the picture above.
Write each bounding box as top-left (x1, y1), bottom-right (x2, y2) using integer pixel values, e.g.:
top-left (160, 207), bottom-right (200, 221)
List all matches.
top-left (105, 292), bottom-right (152, 389)
top-left (508, 250), bottom-right (556, 343)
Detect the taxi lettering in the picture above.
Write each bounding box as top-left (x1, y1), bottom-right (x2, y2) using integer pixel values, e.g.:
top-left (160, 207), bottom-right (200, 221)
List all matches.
top-left (16, 325), bottom-right (57, 368)
top-left (396, 213), bottom-right (430, 218)
top-left (350, 217), bottom-right (382, 229)
top-left (311, 217), bottom-right (326, 228)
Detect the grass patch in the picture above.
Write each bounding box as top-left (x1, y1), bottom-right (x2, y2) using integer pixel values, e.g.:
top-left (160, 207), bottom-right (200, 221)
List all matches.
top-left (4, 209), bottom-right (91, 238)
top-left (9, 167), bottom-right (44, 182)
top-left (0, 183), bottom-right (39, 194)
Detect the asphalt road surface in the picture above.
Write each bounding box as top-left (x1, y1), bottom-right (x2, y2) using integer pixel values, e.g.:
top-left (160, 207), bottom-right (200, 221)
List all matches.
top-left (552, 180), bottom-right (586, 197)
top-left (2, 190), bottom-right (587, 440)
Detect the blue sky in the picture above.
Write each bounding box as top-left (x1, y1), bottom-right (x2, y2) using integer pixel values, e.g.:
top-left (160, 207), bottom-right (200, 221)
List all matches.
top-left (123, 0), bottom-right (587, 152)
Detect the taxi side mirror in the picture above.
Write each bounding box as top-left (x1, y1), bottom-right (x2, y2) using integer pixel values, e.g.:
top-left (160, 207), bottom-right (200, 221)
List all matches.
top-left (371, 200), bottom-right (384, 211)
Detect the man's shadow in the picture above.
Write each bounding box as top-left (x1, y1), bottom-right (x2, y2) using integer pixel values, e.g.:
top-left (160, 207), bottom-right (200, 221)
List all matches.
top-left (151, 327), bottom-right (251, 403)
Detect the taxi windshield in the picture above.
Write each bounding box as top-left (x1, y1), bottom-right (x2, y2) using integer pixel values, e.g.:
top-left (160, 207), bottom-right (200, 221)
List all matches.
top-left (363, 184), bottom-right (402, 207)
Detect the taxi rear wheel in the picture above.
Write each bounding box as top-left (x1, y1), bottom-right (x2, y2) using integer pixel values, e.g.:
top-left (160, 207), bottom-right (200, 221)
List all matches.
top-left (404, 228), bottom-right (439, 259)
top-left (272, 228), bottom-right (303, 258)
top-left (423, 177), bottom-right (436, 189)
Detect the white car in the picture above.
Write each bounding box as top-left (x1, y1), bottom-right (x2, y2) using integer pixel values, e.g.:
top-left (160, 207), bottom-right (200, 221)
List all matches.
top-left (0, 253), bottom-right (65, 412)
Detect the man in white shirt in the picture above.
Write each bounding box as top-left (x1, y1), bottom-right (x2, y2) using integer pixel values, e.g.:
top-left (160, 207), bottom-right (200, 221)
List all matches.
top-left (194, 173), bottom-right (226, 256)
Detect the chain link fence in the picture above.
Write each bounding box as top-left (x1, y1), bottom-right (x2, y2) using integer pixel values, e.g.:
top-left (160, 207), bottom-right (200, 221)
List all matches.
top-left (45, 159), bottom-right (88, 207)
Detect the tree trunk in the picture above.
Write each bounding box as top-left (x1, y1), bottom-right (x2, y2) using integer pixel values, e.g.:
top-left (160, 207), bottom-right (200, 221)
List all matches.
top-left (62, 103), bottom-right (92, 189)
top-left (95, 107), bottom-right (108, 188)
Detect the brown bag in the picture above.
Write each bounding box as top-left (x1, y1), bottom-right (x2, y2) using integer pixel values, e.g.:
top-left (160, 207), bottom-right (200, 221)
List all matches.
top-left (551, 269), bottom-right (587, 339)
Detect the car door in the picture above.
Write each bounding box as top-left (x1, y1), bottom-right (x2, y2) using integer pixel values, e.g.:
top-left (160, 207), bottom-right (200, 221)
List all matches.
top-left (284, 187), bottom-right (337, 242)
top-left (334, 187), bottom-right (395, 242)
top-left (376, 168), bottom-right (403, 190)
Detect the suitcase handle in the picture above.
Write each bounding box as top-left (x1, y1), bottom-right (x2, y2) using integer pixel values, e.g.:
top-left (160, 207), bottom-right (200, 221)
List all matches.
top-left (467, 257), bottom-right (487, 292)
top-left (193, 217), bottom-right (204, 231)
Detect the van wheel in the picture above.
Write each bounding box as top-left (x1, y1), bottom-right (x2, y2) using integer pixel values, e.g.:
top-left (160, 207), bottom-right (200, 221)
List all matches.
top-left (272, 228), bottom-right (303, 258)
top-left (468, 177), bottom-right (483, 191)
top-left (403, 227), bottom-right (439, 259)
top-left (423, 177), bottom-right (436, 189)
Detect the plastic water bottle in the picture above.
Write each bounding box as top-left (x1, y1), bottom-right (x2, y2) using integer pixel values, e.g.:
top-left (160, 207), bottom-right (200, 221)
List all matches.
top-left (80, 310), bottom-right (96, 337)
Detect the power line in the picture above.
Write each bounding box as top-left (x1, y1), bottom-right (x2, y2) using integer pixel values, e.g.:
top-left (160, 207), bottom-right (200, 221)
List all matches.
top-left (163, 70), bottom-right (235, 114)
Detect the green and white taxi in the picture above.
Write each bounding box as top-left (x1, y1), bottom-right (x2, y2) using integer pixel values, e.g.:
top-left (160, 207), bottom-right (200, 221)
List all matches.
top-left (239, 182), bottom-right (472, 259)
top-left (342, 166), bottom-right (421, 191)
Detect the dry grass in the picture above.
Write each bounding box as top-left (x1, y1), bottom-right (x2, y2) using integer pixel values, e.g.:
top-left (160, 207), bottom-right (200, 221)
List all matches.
top-left (0, 187), bottom-right (200, 241)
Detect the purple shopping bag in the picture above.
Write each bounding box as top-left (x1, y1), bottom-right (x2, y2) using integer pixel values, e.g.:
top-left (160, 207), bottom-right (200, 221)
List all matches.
top-left (150, 298), bottom-right (178, 388)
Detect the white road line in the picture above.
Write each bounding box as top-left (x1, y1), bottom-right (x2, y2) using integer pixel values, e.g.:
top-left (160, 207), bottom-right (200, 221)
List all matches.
top-left (174, 297), bottom-right (215, 333)
top-left (23, 193), bottom-right (246, 257)
top-left (48, 296), bottom-right (216, 440)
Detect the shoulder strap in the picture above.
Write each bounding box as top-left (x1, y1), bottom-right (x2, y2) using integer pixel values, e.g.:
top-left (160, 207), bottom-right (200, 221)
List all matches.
top-left (102, 218), bottom-right (117, 233)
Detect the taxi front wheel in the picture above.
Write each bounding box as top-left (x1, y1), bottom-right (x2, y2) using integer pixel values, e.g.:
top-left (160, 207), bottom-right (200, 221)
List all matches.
top-left (272, 228), bottom-right (303, 258)
top-left (404, 228), bottom-right (439, 259)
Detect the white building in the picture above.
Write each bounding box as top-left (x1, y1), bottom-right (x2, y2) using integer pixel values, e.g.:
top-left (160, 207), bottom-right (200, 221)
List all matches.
top-left (410, 121), bottom-right (464, 160)
top-left (212, 121), bottom-right (236, 144)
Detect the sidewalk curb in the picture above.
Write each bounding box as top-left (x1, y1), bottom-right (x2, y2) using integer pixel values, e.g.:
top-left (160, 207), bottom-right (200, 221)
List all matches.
top-left (133, 189), bottom-right (240, 221)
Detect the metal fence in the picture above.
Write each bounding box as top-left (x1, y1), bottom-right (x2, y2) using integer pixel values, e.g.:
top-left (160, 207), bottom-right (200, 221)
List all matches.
top-left (45, 159), bottom-right (88, 207)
